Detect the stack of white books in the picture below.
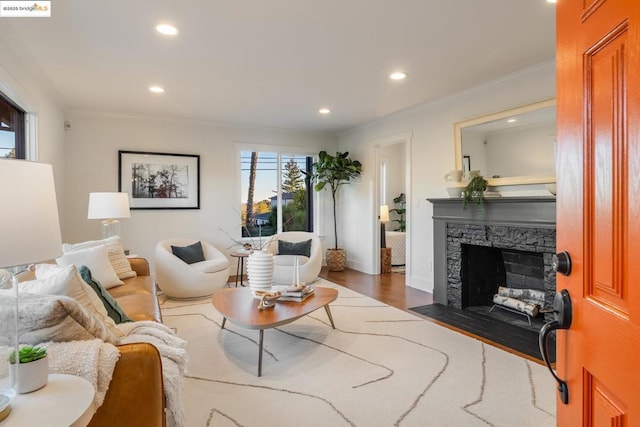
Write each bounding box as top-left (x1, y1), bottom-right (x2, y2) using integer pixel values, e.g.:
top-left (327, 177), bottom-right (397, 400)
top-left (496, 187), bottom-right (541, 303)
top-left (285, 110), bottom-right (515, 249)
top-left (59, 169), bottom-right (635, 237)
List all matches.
top-left (272, 284), bottom-right (315, 302)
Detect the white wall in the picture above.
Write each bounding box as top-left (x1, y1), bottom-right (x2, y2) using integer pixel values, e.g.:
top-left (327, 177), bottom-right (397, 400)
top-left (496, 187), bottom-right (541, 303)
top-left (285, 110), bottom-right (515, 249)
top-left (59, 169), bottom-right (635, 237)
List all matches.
top-left (0, 22), bottom-right (67, 226)
top-left (337, 61), bottom-right (556, 292)
top-left (63, 110), bottom-right (336, 264)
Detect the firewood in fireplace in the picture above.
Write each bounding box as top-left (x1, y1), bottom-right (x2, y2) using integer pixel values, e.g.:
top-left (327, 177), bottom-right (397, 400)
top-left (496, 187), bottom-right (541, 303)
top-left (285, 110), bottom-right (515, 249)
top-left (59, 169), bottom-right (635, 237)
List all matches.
top-left (497, 286), bottom-right (545, 305)
top-left (492, 294), bottom-right (540, 317)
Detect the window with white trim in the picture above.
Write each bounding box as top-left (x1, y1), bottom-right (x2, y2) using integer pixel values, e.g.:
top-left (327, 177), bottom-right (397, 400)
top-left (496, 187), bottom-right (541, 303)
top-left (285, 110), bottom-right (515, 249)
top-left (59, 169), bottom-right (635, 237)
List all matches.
top-left (240, 151), bottom-right (314, 238)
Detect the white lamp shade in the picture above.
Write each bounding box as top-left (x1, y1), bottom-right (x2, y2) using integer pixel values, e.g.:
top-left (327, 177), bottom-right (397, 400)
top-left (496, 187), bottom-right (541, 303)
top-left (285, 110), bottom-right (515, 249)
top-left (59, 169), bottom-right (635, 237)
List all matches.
top-left (88, 192), bottom-right (131, 219)
top-left (380, 205), bottom-right (390, 222)
top-left (0, 160), bottom-right (63, 268)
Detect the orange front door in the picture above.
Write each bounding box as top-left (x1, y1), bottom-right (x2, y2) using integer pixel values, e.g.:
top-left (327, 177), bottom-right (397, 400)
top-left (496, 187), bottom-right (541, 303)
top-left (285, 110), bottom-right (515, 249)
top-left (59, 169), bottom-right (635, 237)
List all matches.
top-left (556, 0), bottom-right (640, 424)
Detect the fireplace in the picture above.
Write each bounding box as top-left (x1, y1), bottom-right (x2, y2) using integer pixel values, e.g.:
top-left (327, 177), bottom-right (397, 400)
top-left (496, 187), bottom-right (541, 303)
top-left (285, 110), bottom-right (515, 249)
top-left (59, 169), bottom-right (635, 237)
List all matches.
top-left (430, 197), bottom-right (557, 323)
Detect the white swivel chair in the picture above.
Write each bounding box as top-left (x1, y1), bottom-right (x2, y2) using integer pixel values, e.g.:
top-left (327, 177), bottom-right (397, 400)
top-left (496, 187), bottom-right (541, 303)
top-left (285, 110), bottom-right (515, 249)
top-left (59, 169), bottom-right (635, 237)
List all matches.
top-left (154, 238), bottom-right (230, 299)
top-left (266, 231), bottom-right (323, 285)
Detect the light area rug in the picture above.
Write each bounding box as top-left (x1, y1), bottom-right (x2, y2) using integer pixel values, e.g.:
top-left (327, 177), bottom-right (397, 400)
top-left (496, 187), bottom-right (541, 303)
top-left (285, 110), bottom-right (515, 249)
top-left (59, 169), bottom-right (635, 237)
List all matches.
top-left (159, 280), bottom-right (556, 427)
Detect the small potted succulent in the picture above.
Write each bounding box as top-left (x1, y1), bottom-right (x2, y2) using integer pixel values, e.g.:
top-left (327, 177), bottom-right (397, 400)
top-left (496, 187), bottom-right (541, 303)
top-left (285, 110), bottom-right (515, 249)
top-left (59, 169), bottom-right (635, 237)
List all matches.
top-left (8, 345), bottom-right (48, 393)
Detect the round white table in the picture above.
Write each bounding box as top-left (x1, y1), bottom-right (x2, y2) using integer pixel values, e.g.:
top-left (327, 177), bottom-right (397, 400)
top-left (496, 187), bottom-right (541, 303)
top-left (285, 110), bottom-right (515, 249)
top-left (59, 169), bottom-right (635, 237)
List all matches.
top-left (0, 374), bottom-right (95, 426)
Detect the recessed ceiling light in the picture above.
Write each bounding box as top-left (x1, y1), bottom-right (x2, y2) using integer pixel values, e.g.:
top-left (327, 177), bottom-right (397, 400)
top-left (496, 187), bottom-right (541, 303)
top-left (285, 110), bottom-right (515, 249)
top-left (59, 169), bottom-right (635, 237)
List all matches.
top-left (507, 118), bottom-right (517, 123)
top-left (546, 0), bottom-right (557, 3)
top-left (390, 72), bottom-right (407, 80)
top-left (156, 24), bottom-right (178, 36)
top-left (318, 108), bottom-right (331, 115)
top-left (149, 86), bottom-right (165, 94)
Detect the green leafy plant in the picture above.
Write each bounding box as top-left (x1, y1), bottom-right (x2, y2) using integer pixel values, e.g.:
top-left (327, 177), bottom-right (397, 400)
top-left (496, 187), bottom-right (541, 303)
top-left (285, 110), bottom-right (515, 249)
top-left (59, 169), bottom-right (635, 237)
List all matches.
top-left (462, 176), bottom-right (488, 209)
top-left (7, 345), bottom-right (47, 364)
top-left (389, 193), bottom-right (406, 232)
top-left (307, 151), bottom-right (363, 249)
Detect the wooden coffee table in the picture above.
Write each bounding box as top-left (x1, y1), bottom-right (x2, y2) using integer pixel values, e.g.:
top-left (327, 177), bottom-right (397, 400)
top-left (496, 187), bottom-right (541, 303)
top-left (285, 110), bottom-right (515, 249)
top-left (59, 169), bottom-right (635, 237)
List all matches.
top-left (212, 287), bottom-right (338, 376)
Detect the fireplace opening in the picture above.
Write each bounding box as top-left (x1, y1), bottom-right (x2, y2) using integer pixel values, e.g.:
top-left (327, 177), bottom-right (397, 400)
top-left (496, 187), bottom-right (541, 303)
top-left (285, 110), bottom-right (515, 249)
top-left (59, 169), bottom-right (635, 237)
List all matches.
top-left (461, 244), bottom-right (547, 331)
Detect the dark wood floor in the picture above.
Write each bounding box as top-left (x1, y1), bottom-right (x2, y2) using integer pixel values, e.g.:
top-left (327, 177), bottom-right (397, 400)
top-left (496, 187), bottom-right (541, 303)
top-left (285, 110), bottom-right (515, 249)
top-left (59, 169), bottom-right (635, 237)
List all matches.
top-left (318, 267), bottom-right (433, 312)
top-left (319, 267), bottom-right (545, 364)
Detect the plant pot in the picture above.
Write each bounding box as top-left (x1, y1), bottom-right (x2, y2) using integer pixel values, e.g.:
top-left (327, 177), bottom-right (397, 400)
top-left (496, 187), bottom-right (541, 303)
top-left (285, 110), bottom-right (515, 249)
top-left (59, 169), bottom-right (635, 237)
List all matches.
top-left (247, 250), bottom-right (274, 292)
top-left (326, 248), bottom-right (346, 272)
top-left (8, 356), bottom-right (48, 393)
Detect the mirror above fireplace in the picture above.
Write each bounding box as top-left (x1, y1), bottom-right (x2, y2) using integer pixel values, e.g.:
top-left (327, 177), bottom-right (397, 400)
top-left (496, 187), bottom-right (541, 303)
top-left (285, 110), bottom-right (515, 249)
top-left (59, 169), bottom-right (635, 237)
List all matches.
top-left (453, 99), bottom-right (556, 187)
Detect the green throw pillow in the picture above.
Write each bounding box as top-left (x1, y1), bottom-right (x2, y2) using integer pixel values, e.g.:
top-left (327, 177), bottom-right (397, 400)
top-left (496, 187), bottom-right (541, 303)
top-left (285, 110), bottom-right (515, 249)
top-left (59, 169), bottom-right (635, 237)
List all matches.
top-left (78, 265), bottom-right (133, 324)
top-left (278, 239), bottom-right (312, 257)
top-left (171, 241), bottom-right (205, 264)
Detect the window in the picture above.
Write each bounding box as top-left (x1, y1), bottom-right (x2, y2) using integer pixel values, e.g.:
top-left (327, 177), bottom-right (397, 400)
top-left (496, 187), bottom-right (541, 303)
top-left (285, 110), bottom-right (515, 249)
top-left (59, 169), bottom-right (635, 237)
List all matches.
top-left (0, 93), bottom-right (26, 159)
top-left (241, 151), bottom-right (313, 238)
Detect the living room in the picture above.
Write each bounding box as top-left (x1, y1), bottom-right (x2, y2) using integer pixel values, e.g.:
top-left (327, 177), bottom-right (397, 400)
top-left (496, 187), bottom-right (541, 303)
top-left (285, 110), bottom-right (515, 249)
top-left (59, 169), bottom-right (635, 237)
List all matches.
top-left (3, 0), bottom-right (637, 425)
top-left (0, 3), bottom-right (557, 290)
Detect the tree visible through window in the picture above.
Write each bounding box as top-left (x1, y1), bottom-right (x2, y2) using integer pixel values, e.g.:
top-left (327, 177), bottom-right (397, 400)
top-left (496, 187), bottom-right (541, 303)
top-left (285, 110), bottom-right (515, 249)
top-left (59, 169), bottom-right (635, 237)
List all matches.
top-left (241, 151), bottom-right (313, 238)
top-left (0, 93), bottom-right (25, 159)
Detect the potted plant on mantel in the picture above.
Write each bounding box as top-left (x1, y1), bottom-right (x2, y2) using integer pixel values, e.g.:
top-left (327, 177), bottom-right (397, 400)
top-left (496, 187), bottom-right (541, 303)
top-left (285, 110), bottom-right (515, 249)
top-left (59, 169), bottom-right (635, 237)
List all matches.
top-left (462, 175), bottom-right (488, 210)
top-left (308, 151), bottom-right (363, 271)
top-left (8, 345), bottom-right (48, 393)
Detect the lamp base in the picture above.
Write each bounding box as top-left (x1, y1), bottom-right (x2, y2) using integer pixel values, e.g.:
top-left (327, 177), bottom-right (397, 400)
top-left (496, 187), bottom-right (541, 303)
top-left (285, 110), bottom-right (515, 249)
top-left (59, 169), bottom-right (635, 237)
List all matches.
top-left (101, 219), bottom-right (120, 239)
top-left (0, 270), bottom-right (21, 398)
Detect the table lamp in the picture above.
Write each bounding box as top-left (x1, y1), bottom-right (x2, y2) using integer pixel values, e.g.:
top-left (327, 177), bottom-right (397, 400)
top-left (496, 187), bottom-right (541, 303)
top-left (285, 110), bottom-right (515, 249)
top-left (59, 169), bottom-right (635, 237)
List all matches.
top-left (87, 192), bottom-right (131, 239)
top-left (380, 205), bottom-right (390, 248)
top-left (0, 159), bottom-right (62, 398)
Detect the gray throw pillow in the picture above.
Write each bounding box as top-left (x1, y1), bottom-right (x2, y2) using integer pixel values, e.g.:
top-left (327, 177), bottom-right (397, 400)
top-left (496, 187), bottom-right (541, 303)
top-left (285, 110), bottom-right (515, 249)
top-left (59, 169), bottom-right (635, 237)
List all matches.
top-left (171, 241), bottom-right (205, 264)
top-left (78, 265), bottom-right (133, 324)
top-left (278, 239), bottom-right (312, 257)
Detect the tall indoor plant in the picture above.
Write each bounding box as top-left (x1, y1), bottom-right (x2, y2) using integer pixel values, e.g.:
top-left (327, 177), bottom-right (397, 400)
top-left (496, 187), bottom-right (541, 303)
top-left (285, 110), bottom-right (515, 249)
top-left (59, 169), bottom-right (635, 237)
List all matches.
top-left (309, 151), bottom-right (363, 271)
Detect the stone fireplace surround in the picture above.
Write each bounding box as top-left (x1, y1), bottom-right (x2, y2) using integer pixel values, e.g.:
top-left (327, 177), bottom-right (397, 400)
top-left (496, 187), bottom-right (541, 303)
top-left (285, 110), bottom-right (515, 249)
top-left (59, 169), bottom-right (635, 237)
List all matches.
top-left (429, 197), bottom-right (557, 322)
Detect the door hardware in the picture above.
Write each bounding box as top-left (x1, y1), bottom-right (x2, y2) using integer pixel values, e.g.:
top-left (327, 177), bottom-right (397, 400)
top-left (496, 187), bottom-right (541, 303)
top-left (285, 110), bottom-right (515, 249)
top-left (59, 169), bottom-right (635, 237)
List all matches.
top-left (539, 289), bottom-right (572, 404)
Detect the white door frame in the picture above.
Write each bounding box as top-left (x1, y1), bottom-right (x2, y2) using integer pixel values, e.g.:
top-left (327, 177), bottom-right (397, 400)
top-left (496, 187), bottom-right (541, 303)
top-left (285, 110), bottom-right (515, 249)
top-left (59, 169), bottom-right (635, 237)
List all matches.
top-left (371, 131), bottom-right (412, 277)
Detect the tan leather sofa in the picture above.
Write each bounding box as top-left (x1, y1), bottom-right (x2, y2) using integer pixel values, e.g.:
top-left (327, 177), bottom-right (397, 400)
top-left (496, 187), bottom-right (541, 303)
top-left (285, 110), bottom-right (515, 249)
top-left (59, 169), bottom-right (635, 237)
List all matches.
top-left (87, 257), bottom-right (165, 427)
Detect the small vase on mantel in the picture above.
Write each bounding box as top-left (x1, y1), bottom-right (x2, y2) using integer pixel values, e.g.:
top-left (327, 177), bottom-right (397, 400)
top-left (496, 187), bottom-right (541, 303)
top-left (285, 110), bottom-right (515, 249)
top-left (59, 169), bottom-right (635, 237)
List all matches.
top-left (247, 250), bottom-right (274, 293)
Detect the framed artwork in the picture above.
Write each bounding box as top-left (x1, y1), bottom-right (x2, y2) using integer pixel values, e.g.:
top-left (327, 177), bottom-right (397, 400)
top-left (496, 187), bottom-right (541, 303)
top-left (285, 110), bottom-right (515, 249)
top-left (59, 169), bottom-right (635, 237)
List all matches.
top-left (118, 150), bottom-right (200, 209)
top-left (463, 155), bottom-right (471, 174)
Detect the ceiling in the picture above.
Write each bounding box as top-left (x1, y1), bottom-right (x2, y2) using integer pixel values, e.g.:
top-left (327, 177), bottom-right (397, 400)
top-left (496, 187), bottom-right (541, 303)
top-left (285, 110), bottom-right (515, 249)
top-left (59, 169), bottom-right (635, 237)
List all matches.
top-left (5, 0), bottom-right (556, 134)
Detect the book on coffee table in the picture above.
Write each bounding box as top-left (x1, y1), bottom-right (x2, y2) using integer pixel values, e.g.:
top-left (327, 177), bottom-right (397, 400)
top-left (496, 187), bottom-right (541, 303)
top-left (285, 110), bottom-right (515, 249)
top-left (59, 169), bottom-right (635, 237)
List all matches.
top-left (272, 285), bottom-right (315, 302)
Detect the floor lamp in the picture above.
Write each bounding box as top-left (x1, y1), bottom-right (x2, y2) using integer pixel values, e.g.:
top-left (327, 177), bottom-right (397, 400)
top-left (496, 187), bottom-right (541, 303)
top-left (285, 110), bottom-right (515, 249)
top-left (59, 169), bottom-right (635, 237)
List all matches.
top-left (87, 192), bottom-right (131, 239)
top-left (380, 205), bottom-right (390, 248)
top-left (0, 160), bottom-right (62, 401)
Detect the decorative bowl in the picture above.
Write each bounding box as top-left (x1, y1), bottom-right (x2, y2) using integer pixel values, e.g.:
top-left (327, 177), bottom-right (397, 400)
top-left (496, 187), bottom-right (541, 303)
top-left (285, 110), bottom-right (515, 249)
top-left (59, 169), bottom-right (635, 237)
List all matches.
top-left (446, 187), bottom-right (463, 198)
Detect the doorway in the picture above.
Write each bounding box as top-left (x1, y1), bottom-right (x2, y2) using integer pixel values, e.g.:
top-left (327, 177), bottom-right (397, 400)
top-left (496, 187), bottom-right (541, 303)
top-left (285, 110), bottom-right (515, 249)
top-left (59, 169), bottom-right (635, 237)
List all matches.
top-left (373, 132), bottom-right (412, 278)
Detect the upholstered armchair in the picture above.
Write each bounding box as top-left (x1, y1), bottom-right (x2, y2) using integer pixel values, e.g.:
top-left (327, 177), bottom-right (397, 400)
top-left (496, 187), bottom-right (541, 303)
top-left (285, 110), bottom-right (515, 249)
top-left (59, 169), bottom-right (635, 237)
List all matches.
top-left (265, 231), bottom-right (323, 285)
top-left (154, 238), bottom-right (230, 299)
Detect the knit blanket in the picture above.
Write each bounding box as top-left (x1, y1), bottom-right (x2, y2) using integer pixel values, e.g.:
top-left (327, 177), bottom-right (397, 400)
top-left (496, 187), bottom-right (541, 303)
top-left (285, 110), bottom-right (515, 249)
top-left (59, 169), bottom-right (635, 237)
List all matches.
top-left (44, 339), bottom-right (119, 410)
top-left (117, 320), bottom-right (188, 427)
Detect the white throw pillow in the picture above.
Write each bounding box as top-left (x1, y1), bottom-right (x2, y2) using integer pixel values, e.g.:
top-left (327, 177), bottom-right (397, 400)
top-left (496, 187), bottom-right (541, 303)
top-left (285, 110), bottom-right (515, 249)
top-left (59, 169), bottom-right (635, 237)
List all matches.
top-left (63, 236), bottom-right (136, 280)
top-left (20, 263), bottom-right (122, 338)
top-left (57, 245), bottom-right (124, 289)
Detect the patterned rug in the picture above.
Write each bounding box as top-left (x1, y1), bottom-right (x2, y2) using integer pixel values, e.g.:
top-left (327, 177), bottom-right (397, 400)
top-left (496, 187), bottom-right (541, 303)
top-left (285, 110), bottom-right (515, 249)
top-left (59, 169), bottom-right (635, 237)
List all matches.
top-left (160, 280), bottom-right (556, 426)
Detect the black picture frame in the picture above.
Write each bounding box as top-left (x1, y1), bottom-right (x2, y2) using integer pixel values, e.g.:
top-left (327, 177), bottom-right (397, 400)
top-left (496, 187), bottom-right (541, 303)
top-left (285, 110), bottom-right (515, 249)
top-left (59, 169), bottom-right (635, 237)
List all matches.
top-left (463, 155), bottom-right (471, 174)
top-left (118, 150), bottom-right (200, 210)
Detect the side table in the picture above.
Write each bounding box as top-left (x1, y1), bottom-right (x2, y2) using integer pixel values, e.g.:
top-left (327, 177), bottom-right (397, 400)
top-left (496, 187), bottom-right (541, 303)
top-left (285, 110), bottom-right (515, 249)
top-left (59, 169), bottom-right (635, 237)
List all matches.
top-left (0, 373), bottom-right (95, 426)
top-left (381, 247), bottom-right (392, 273)
top-left (230, 251), bottom-right (250, 287)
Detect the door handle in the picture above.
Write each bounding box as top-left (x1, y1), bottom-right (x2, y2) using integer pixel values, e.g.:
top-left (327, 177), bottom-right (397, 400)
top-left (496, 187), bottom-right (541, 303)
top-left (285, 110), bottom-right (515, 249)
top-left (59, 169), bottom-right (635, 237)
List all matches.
top-left (539, 289), bottom-right (572, 404)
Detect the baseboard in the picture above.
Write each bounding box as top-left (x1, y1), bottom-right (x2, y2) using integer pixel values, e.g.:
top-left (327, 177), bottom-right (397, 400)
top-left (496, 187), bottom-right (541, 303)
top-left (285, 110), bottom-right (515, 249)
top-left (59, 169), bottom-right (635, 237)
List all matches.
top-left (345, 258), bottom-right (373, 274)
top-left (406, 275), bottom-right (432, 293)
